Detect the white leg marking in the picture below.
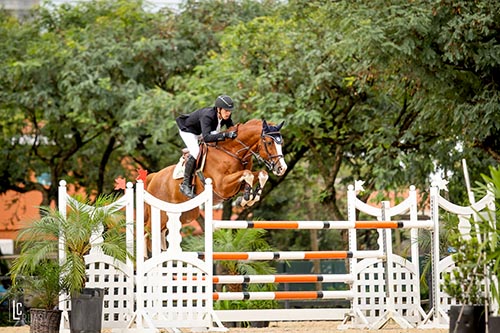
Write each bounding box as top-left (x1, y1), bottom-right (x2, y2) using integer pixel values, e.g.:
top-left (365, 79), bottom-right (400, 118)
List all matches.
top-left (259, 171), bottom-right (269, 187)
top-left (238, 171), bottom-right (255, 207)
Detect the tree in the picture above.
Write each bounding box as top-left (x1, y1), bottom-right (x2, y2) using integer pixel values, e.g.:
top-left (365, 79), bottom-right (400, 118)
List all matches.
top-left (0, 1), bottom-right (178, 204)
top-left (1, 0), bottom-right (498, 249)
top-left (169, 1), bottom-right (434, 219)
top-left (337, 0), bottom-right (500, 200)
top-left (162, 0), bottom-right (499, 251)
top-left (0, 0), bottom-right (282, 204)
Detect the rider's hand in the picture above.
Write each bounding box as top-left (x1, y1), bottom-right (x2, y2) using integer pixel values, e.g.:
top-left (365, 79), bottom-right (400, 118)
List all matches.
top-left (224, 131), bottom-right (237, 139)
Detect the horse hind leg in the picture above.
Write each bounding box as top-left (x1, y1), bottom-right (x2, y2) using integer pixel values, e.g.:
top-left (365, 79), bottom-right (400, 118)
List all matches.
top-left (143, 230), bottom-right (166, 258)
top-left (144, 233), bottom-right (151, 259)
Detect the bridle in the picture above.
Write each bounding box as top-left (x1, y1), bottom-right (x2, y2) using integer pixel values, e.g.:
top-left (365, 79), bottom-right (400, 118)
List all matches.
top-left (210, 131), bottom-right (284, 172)
top-left (257, 131), bottom-right (284, 171)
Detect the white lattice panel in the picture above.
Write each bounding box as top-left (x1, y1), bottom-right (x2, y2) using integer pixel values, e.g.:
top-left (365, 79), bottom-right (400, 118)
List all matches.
top-left (437, 255), bottom-right (458, 317)
top-left (140, 256), bottom-right (213, 329)
top-left (85, 254), bottom-right (135, 329)
top-left (352, 256), bottom-right (423, 326)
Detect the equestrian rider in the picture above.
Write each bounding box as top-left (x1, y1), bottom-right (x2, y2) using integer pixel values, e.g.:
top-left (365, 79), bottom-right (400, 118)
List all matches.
top-left (176, 95), bottom-right (238, 198)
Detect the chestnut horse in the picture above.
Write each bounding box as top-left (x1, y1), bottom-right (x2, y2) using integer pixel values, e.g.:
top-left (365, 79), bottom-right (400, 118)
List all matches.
top-left (144, 119), bottom-right (287, 251)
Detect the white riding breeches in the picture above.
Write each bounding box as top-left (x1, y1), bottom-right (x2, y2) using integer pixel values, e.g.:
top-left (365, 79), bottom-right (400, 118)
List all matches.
top-left (179, 129), bottom-right (201, 158)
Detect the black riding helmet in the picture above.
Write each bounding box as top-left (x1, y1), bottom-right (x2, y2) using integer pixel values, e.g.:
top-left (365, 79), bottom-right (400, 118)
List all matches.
top-left (215, 95), bottom-right (235, 111)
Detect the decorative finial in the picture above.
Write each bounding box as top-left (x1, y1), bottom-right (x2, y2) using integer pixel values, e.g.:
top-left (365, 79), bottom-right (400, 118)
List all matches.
top-left (354, 180), bottom-right (365, 194)
top-left (432, 176), bottom-right (449, 192)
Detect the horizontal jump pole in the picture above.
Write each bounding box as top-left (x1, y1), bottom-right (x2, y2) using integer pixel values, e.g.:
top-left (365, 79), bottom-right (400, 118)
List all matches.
top-left (198, 250), bottom-right (384, 261)
top-left (213, 220), bottom-right (434, 230)
top-left (213, 290), bottom-right (354, 301)
top-left (173, 274), bottom-right (354, 284)
top-left (214, 274), bottom-right (354, 284)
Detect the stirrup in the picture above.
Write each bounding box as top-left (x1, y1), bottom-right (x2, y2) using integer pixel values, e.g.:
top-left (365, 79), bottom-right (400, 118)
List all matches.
top-left (180, 183), bottom-right (195, 199)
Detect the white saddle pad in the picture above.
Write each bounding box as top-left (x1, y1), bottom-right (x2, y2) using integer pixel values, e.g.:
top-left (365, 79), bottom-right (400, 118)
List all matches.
top-left (173, 156), bottom-right (185, 179)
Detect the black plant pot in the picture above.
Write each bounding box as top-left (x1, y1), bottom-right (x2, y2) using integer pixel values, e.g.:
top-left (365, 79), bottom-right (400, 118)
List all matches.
top-left (449, 304), bottom-right (485, 333)
top-left (223, 322), bottom-right (238, 328)
top-left (70, 288), bottom-right (104, 333)
top-left (488, 315), bottom-right (500, 333)
top-left (250, 321), bottom-right (270, 328)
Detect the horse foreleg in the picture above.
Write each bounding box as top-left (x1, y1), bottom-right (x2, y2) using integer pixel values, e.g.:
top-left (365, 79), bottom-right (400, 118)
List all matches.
top-left (233, 170), bottom-right (270, 208)
top-left (243, 171), bottom-right (268, 207)
top-left (248, 171), bottom-right (268, 206)
top-left (232, 171), bottom-right (255, 207)
top-left (220, 170), bottom-right (268, 208)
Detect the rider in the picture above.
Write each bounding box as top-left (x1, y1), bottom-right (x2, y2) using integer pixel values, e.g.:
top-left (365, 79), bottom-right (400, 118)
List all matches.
top-left (176, 95), bottom-right (238, 198)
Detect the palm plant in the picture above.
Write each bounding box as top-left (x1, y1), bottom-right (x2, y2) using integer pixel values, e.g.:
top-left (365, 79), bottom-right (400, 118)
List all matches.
top-left (5, 259), bottom-right (62, 310)
top-left (418, 212), bottom-right (461, 303)
top-left (183, 228), bottom-right (277, 292)
top-left (444, 165), bottom-right (500, 308)
top-left (11, 193), bottom-right (132, 297)
top-left (25, 260), bottom-right (62, 310)
top-left (183, 227), bottom-right (278, 327)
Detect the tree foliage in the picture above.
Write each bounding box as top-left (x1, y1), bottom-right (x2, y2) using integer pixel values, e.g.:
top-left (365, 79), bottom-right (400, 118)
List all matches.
top-left (1, 1), bottom-right (175, 204)
top-left (0, 0), bottom-right (280, 205)
top-left (0, 1), bottom-right (498, 253)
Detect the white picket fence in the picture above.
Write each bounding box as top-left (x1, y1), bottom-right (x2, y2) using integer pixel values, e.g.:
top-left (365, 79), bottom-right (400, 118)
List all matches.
top-left (55, 178), bottom-right (495, 332)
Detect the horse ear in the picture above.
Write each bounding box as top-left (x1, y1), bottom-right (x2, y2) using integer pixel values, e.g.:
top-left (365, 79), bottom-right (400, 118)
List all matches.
top-left (262, 119), bottom-right (269, 130)
top-left (277, 121), bottom-right (285, 131)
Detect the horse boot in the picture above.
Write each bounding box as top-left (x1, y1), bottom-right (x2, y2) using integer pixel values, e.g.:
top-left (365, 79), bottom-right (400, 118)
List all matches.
top-left (180, 155), bottom-right (196, 199)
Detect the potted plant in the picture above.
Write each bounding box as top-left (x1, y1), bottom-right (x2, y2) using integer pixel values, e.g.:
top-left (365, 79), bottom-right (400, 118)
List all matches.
top-left (475, 166), bottom-right (500, 332)
top-left (10, 193), bottom-right (132, 333)
top-left (443, 233), bottom-right (487, 333)
top-left (183, 228), bottom-right (278, 328)
top-left (8, 259), bottom-right (63, 332)
top-left (442, 165), bottom-right (500, 333)
top-left (240, 282), bottom-right (279, 328)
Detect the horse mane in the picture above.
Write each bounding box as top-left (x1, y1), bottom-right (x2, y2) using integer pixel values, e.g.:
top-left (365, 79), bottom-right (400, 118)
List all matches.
top-left (211, 119), bottom-right (262, 152)
top-left (227, 118), bottom-right (262, 133)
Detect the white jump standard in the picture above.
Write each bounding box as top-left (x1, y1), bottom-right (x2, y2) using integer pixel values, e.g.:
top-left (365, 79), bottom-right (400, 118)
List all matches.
top-left (54, 179), bottom-right (496, 331)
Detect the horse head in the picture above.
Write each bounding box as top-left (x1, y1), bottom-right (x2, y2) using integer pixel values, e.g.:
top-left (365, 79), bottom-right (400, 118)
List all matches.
top-left (260, 119), bottom-right (287, 177)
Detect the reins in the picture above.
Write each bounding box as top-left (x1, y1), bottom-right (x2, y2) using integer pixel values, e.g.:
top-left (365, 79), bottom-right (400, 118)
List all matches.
top-left (208, 132), bottom-right (283, 172)
top-left (208, 141), bottom-right (251, 167)
top-left (198, 120), bottom-right (285, 201)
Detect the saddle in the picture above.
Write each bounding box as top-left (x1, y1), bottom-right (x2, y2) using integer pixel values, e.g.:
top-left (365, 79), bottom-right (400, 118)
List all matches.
top-left (172, 144), bottom-right (208, 180)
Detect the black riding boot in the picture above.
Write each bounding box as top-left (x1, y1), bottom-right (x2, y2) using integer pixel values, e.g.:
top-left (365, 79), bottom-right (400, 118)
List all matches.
top-left (180, 155), bottom-right (196, 199)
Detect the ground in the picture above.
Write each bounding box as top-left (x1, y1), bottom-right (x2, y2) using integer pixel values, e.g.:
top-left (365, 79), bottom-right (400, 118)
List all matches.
top-left (0, 321), bottom-right (448, 333)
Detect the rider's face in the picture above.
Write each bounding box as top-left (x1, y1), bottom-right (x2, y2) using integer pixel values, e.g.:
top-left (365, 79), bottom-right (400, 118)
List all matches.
top-left (218, 108), bottom-right (232, 120)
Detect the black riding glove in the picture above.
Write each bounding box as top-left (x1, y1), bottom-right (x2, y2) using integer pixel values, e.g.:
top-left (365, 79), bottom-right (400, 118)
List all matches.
top-left (224, 131), bottom-right (237, 139)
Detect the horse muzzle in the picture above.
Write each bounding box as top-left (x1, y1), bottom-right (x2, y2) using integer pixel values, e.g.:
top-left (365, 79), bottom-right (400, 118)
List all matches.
top-left (273, 160), bottom-right (287, 177)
